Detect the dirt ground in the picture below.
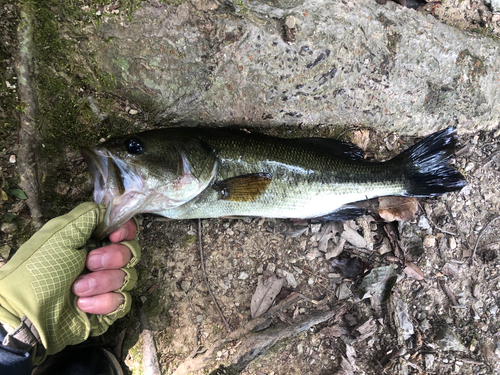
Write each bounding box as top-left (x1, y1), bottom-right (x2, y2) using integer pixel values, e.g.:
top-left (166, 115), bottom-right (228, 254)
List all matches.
top-left (1, 1), bottom-right (500, 374)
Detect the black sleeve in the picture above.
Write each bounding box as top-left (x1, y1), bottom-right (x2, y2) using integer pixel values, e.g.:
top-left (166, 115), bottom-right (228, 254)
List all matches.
top-left (0, 325), bottom-right (33, 375)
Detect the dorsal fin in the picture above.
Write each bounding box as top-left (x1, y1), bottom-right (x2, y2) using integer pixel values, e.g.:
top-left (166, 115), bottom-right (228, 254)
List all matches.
top-left (286, 138), bottom-right (365, 161)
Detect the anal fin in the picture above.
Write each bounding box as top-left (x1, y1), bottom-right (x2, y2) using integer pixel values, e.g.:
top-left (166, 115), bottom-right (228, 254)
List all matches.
top-left (313, 206), bottom-right (368, 221)
top-left (213, 173), bottom-right (272, 202)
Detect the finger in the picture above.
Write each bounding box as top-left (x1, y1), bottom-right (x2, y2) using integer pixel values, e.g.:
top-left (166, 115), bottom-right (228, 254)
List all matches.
top-left (108, 219), bottom-right (137, 243)
top-left (86, 244), bottom-right (132, 271)
top-left (77, 292), bottom-right (125, 315)
top-left (72, 270), bottom-right (126, 297)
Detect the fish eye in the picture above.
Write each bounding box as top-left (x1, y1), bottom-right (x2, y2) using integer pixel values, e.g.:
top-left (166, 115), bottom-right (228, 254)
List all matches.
top-left (126, 138), bottom-right (144, 154)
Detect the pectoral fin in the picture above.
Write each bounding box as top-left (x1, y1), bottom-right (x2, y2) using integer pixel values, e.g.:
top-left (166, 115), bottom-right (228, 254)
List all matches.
top-left (213, 173), bottom-right (272, 202)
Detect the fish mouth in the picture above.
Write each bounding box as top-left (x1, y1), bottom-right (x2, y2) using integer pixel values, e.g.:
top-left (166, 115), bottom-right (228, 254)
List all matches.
top-left (81, 146), bottom-right (151, 239)
top-left (81, 147), bottom-right (111, 205)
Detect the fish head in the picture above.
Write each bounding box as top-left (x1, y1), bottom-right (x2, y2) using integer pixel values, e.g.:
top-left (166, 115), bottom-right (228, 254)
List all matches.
top-left (82, 130), bottom-right (218, 238)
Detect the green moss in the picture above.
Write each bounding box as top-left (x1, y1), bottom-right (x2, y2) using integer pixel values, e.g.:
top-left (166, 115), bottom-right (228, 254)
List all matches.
top-left (211, 324), bottom-right (225, 336)
top-left (182, 234), bottom-right (198, 246)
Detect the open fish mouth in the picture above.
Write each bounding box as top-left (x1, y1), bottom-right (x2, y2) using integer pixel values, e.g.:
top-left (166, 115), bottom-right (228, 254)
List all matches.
top-left (81, 146), bottom-right (152, 239)
top-left (81, 147), bottom-right (112, 205)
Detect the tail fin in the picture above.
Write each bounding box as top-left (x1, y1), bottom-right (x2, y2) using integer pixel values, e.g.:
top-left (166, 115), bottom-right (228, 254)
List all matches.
top-left (390, 127), bottom-right (466, 196)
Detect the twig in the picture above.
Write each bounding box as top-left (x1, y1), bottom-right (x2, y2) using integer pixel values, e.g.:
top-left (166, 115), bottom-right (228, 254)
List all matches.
top-left (471, 215), bottom-right (500, 263)
top-left (419, 202), bottom-right (457, 236)
top-left (297, 266), bottom-right (336, 295)
top-left (198, 219), bottom-right (231, 332)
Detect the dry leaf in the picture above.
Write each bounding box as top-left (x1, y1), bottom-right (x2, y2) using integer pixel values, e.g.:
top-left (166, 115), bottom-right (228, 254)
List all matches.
top-left (403, 261), bottom-right (425, 280)
top-left (438, 278), bottom-right (457, 305)
top-left (320, 324), bottom-right (348, 338)
top-left (325, 237), bottom-right (346, 260)
top-left (250, 270), bottom-right (285, 318)
top-left (351, 129), bottom-right (370, 150)
top-left (378, 196), bottom-right (418, 222)
top-left (341, 221), bottom-right (367, 248)
top-left (318, 221), bottom-right (342, 252)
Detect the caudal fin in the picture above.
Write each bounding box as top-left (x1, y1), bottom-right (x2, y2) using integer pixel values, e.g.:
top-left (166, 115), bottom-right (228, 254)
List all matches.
top-left (390, 127), bottom-right (466, 196)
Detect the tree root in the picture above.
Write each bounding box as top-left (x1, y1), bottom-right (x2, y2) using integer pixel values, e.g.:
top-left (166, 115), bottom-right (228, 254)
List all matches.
top-left (14, 5), bottom-right (44, 230)
top-left (173, 293), bottom-right (336, 375)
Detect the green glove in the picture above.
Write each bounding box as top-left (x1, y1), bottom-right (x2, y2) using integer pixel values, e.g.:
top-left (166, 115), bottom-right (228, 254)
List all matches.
top-left (0, 202), bottom-right (141, 365)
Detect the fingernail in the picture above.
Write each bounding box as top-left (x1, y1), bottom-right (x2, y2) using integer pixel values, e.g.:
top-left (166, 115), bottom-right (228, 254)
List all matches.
top-left (88, 254), bottom-right (105, 270)
top-left (74, 278), bottom-right (91, 294)
top-left (78, 297), bottom-right (94, 309)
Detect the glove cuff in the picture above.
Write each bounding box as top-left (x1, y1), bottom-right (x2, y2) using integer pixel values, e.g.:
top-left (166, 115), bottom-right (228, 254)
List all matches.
top-left (1, 316), bottom-right (46, 359)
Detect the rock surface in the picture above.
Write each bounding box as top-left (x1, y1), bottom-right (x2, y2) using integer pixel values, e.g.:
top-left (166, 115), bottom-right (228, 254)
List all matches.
top-left (87, 0), bottom-right (500, 133)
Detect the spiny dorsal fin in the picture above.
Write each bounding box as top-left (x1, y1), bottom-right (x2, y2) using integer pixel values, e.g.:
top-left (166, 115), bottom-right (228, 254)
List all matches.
top-left (213, 173), bottom-right (272, 201)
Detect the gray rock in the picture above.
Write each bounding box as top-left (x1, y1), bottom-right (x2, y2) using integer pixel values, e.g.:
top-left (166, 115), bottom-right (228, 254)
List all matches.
top-left (85, 0), bottom-right (500, 134)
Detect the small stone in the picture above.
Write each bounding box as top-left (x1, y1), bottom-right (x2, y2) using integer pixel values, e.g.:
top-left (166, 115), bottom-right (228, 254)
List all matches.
top-left (464, 162), bottom-right (475, 172)
top-left (297, 343), bottom-right (303, 354)
top-left (9, 155), bottom-right (16, 163)
top-left (449, 237), bottom-right (457, 250)
top-left (238, 272), bottom-right (249, 280)
top-left (470, 338), bottom-right (478, 352)
top-left (423, 235), bottom-right (436, 248)
top-left (337, 282), bottom-right (351, 300)
top-left (490, 305), bottom-right (498, 315)
top-left (285, 15), bottom-right (296, 29)
top-left (425, 354), bottom-right (435, 370)
top-left (378, 237), bottom-right (392, 255)
top-left (418, 216), bottom-right (431, 230)
top-left (310, 223), bottom-right (321, 233)
top-left (306, 249), bottom-right (321, 261)
top-left (128, 109), bottom-right (139, 115)
top-left (308, 277), bottom-right (315, 285)
top-left (0, 244), bottom-right (11, 259)
top-left (283, 270), bottom-right (297, 288)
top-left (479, 322), bottom-right (488, 332)
top-left (55, 181), bottom-right (70, 195)
top-left (181, 280), bottom-right (191, 292)
top-left (1, 222), bottom-right (17, 234)
top-left (420, 318), bottom-right (431, 332)
top-left (266, 263), bottom-right (276, 273)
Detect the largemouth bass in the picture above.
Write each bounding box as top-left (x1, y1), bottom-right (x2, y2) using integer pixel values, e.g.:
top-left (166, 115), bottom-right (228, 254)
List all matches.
top-left (81, 127), bottom-right (466, 239)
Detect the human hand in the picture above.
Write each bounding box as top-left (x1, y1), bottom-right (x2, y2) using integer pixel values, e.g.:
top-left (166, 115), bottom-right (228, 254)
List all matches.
top-left (73, 219), bottom-right (137, 315)
top-left (0, 203), bottom-right (141, 365)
